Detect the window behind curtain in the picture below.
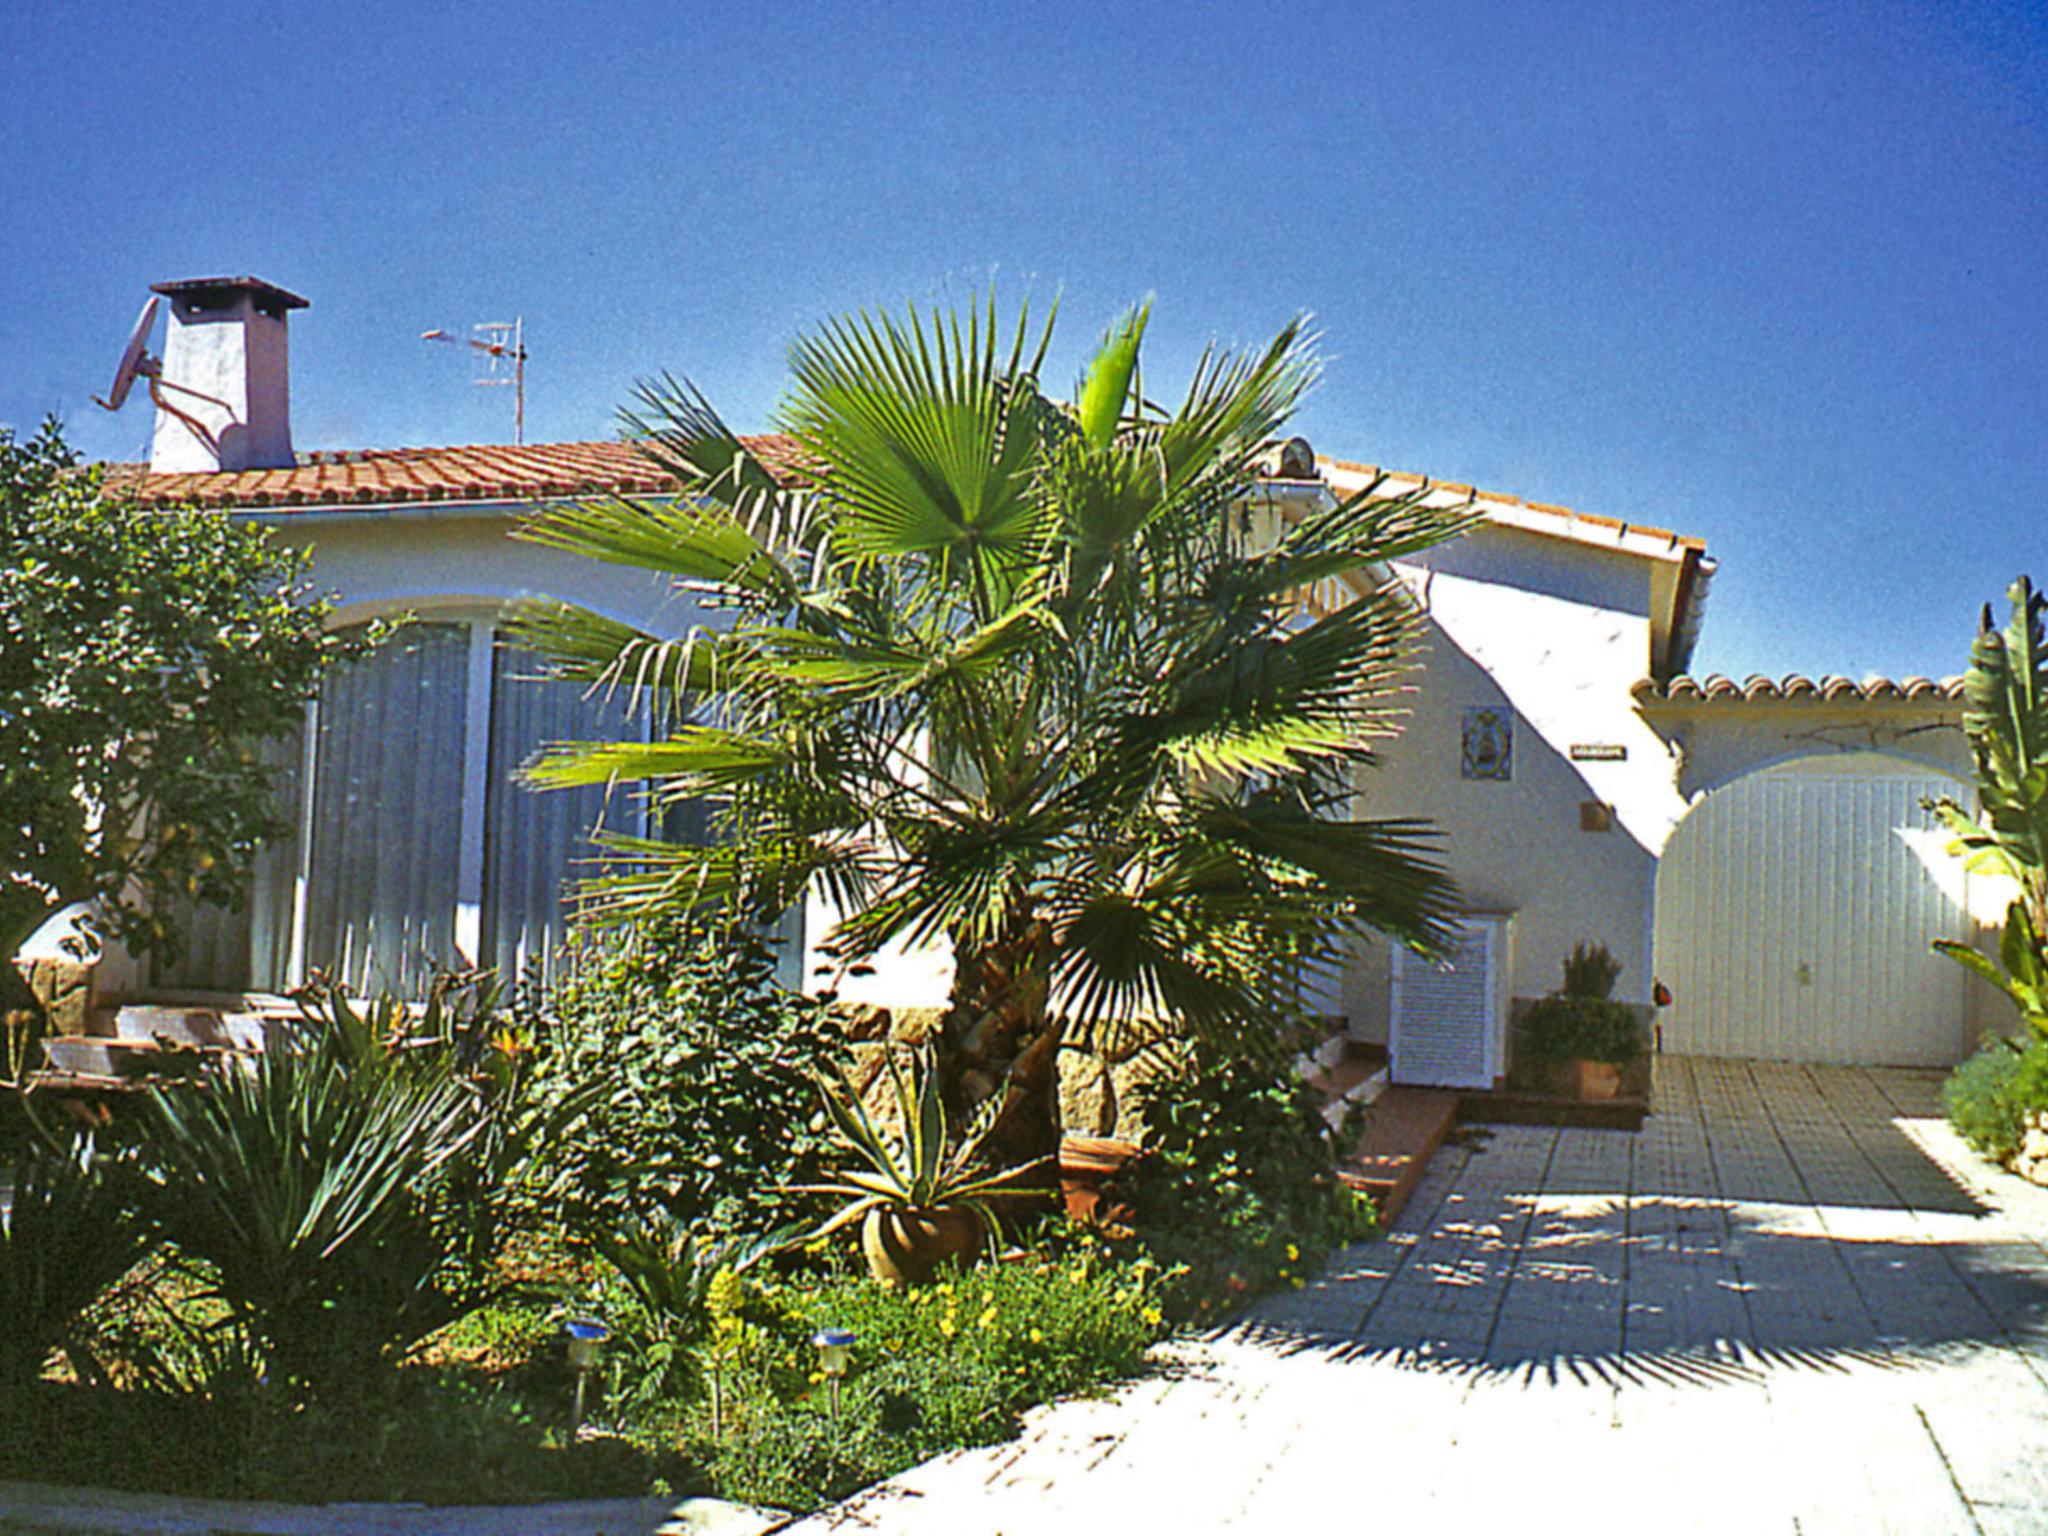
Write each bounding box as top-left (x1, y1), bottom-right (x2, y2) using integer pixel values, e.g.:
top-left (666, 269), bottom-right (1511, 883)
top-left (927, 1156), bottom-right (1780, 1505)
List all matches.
top-left (300, 621), bottom-right (470, 996)
top-left (481, 639), bottom-right (638, 990)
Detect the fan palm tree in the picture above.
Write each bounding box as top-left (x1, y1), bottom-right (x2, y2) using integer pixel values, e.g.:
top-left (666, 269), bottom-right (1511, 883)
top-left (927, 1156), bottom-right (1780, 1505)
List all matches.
top-left (513, 297), bottom-right (1472, 1168)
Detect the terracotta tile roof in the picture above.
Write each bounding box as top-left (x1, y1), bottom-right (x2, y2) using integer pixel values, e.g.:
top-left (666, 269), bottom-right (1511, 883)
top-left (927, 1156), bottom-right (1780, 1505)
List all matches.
top-left (105, 436), bottom-right (807, 511)
top-left (1316, 454), bottom-right (1709, 559)
top-left (1633, 674), bottom-right (1966, 705)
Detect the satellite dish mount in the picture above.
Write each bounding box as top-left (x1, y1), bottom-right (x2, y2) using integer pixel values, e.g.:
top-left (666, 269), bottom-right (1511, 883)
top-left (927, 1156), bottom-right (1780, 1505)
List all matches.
top-left (92, 294), bottom-right (231, 456)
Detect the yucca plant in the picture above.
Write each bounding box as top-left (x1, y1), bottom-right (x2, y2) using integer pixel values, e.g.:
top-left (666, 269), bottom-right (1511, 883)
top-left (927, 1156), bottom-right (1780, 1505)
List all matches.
top-left (512, 295), bottom-right (1472, 1169)
top-left (1929, 576), bottom-right (2048, 1034)
top-left (798, 1046), bottom-right (1045, 1285)
top-left (0, 1134), bottom-right (151, 1412)
top-left (135, 979), bottom-right (581, 1401)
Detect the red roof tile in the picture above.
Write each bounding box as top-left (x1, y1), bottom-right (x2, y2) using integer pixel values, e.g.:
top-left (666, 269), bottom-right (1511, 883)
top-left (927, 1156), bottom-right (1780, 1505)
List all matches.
top-left (1633, 674), bottom-right (1966, 706)
top-left (104, 437), bottom-right (807, 511)
top-left (1317, 454), bottom-right (1709, 557)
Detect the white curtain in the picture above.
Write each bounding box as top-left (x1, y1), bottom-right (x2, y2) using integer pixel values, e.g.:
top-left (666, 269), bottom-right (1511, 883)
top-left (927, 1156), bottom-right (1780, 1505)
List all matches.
top-left (148, 726), bottom-right (302, 995)
top-left (300, 622), bottom-right (469, 996)
top-left (480, 639), bottom-right (637, 989)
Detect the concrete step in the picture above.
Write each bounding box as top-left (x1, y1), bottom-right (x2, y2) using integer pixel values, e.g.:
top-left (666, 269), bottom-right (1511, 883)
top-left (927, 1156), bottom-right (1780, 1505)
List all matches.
top-left (102, 1002), bottom-right (277, 1051)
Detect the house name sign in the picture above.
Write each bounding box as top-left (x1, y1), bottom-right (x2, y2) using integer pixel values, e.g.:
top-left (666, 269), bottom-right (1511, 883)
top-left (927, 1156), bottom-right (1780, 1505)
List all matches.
top-left (1568, 743), bottom-right (1628, 762)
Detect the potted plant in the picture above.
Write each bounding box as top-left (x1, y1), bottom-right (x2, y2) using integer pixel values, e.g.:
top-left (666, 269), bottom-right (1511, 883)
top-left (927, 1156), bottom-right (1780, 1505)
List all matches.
top-left (798, 1046), bottom-right (1047, 1286)
top-left (1519, 943), bottom-right (1644, 1100)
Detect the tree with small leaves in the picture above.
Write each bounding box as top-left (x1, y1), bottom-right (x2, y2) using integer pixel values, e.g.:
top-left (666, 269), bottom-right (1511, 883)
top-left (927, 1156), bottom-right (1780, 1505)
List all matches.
top-left (0, 419), bottom-right (350, 1000)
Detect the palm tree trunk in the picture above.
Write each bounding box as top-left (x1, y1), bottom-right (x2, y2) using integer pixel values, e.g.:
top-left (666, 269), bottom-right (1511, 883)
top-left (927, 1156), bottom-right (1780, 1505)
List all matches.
top-left (936, 915), bottom-right (1062, 1171)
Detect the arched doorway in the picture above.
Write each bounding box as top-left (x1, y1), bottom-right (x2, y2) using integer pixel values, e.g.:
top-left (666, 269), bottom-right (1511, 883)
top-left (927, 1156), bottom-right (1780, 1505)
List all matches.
top-left (1653, 752), bottom-right (1975, 1066)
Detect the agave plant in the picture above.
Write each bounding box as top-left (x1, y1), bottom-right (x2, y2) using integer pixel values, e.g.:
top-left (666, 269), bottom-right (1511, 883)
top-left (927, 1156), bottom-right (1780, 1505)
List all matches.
top-left (1929, 576), bottom-right (2048, 1034)
top-left (0, 1133), bottom-right (151, 1409)
top-left (798, 1046), bottom-right (1045, 1285)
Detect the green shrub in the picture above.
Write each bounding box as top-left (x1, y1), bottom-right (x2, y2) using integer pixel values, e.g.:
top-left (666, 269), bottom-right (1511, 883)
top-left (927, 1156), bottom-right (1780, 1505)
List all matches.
top-left (1561, 941), bottom-right (1623, 1000)
top-left (1943, 1037), bottom-right (2048, 1162)
top-left (1113, 1050), bottom-right (1376, 1321)
top-left (1519, 994), bottom-right (1644, 1066)
top-left (676, 1254), bottom-right (1162, 1513)
top-left (517, 914), bottom-right (845, 1235)
top-left (0, 1134), bottom-right (151, 1409)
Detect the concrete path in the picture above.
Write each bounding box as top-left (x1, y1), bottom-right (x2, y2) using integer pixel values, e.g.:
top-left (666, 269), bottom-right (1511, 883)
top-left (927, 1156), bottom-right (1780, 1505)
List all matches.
top-left (788, 1058), bottom-right (2048, 1534)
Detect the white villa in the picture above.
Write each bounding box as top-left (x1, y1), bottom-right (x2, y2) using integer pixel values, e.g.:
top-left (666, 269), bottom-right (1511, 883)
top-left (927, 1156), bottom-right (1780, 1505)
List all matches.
top-left (35, 275), bottom-right (2005, 1081)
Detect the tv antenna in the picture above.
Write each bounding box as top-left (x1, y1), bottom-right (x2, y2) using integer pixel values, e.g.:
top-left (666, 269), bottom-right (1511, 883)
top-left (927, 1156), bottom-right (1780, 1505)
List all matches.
top-left (421, 317), bottom-right (527, 444)
top-left (91, 294), bottom-right (231, 454)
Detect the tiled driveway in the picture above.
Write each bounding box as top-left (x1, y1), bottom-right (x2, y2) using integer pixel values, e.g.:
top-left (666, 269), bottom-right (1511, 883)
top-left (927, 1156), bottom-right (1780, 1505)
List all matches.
top-left (791, 1058), bottom-right (2048, 1534)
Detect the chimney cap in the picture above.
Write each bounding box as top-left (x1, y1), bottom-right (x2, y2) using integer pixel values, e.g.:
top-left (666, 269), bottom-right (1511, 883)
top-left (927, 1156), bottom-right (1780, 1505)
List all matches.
top-left (150, 275), bottom-right (309, 315)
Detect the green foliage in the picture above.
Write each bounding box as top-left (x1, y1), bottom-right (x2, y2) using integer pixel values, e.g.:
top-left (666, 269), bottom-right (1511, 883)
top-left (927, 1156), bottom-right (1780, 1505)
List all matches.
top-left (1519, 941), bottom-right (1643, 1065)
top-left (1929, 575), bottom-right (2048, 1034)
top-left (0, 1135), bottom-right (151, 1407)
top-left (1943, 1037), bottom-right (2048, 1163)
top-left (1114, 1050), bottom-right (1377, 1320)
top-left (597, 1214), bottom-right (796, 1343)
top-left (510, 297), bottom-right (1473, 1162)
top-left (1519, 996), bottom-right (1644, 1066)
top-left (133, 976), bottom-right (576, 1401)
top-left (0, 418), bottom-right (351, 971)
top-left (798, 1046), bottom-right (1049, 1246)
top-left (681, 1255), bottom-right (1163, 1513)
top-left (1561, 941), bottom-right (1623, 1001)
top-left (0, 1369), bottom-right (683, 1506)
top-left (516, 914), bottom-right (845, 1233)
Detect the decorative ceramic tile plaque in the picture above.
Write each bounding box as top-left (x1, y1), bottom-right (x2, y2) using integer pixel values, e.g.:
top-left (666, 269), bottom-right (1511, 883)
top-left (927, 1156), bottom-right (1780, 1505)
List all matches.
top-left (1461, 706), bottom-right (1513, 781)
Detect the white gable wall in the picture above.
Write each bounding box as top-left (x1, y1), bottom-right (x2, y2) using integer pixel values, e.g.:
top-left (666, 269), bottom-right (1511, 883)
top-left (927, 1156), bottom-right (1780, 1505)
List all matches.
top-left (1333, 524), bottom-right (1689, 1036)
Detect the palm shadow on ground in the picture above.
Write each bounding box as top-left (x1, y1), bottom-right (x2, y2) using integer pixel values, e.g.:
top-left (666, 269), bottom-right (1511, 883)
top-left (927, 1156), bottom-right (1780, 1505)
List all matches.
top-left (1224, 1072), bottom-right (2047, 1392)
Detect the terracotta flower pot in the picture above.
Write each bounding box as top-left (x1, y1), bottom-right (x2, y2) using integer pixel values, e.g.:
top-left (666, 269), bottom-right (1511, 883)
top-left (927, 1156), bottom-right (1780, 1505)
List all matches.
top-left (860, 1205), bottom-right (985, 1288)
top-left (1557, 1059), bottom-right (1622, 1100)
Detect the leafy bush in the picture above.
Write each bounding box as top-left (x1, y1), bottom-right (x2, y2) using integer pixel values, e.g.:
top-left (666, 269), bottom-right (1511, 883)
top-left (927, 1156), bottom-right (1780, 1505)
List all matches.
top-left (517, 914), bottom-right (845, 1235)
top-left (678, 1255), bottom-right (1162, 1512)
top-left (1519, 994), bottom-right (1644, 1066)
top-left (1113, 1050), bottom-right (1376, 1320)
top-left (1561, 941), bottom-right (1623, 1000)
top-left (134, 978), bottom-right (575, 1402)
top-left (0, 1134), bottom-right (151, 1409)
top-left (1518, 940), bottom-right (1644, 1066)
top-left (1943, 1037), bottom-right (2048, 1162)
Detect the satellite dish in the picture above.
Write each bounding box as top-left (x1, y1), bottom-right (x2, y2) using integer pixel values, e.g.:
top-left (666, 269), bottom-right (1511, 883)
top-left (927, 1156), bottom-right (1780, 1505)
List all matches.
top-left (94, 295), bottom-right (161, 412)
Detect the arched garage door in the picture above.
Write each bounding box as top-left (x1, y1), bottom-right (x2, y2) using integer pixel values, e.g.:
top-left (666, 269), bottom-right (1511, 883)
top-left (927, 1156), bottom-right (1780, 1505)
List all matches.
top-left (1654, 753), bottom-right (1973, 1066)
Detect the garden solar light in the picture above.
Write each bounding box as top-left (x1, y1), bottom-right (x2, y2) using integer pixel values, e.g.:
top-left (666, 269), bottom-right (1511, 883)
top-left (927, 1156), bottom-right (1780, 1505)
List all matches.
top-left (812, 1328), bottom-right (856, 1421)
top-left (563, 1317), bottom-right (609, 1426)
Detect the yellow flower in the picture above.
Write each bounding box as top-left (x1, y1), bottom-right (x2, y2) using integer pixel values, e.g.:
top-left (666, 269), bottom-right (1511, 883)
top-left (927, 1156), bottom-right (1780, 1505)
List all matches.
top-left (940, 1320), bottom-right (956, 1338)
top-left (1285, 1243), bottom-right (1300, 1262)
top-left (1141, 1306), bottom-right (1164, 1326)
top-left (1029, 1328), bottom-right (1044, 1344)
top-left (807, 1369), bottom-right (825, 1385)
top-left (978, 1307), bottom-right (997, 1329)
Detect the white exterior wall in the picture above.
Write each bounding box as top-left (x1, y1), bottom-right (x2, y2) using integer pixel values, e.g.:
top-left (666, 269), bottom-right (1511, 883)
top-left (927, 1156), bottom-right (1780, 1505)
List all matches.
top-left (1651, 702), bottom-right (1971, 802)
top-left (262, 508), bottom-right (1696, 1026)
top-left (1338, 525), bottom-right (1690, 1036)
top-left (266, 506), bottom-right (701, 635)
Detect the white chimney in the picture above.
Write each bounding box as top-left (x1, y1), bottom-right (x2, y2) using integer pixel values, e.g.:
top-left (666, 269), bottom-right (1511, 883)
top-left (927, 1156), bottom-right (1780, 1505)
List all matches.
top-left (147, 276), bottom-right (307, 474)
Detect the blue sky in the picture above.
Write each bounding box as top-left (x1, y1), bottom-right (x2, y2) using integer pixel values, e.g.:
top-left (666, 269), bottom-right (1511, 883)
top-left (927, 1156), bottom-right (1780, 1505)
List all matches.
top-left (3, 0), bottom-right (2041, 679)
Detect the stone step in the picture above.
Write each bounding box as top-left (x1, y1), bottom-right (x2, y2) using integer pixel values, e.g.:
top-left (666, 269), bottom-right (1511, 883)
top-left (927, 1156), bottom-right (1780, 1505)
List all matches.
top-left (41, 1034), bottom-right (225, 1078)
top-left (105, 1002), bottom-right (273, 1050)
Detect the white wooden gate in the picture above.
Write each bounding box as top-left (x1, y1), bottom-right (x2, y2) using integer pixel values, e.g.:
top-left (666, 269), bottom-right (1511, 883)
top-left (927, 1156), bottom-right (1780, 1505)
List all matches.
top-left (1653, 753), bottom-right (1972, 1066)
